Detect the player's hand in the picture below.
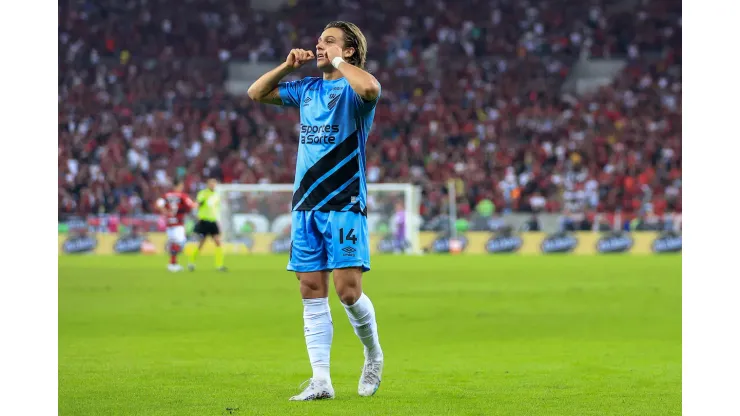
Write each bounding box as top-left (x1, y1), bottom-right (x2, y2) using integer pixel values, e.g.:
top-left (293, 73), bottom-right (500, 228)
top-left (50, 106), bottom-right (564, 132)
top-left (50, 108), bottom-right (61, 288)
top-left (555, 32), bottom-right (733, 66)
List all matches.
top-left (286, 49), bottom-right (315, 69)
top-left (325, 45), bottom-right (343, 62)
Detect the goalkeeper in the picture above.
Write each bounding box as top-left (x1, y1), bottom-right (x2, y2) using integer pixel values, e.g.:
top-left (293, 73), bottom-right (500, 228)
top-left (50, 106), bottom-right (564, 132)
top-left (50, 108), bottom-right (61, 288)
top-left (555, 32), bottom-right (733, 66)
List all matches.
top-left (189, 178), bottom-right (227, 272)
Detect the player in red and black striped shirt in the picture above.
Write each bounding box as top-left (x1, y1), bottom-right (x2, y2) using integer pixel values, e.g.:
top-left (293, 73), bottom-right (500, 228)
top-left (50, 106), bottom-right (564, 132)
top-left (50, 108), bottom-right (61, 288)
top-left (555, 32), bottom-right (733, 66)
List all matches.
top-left (155, 180), bottom-right (195, 272)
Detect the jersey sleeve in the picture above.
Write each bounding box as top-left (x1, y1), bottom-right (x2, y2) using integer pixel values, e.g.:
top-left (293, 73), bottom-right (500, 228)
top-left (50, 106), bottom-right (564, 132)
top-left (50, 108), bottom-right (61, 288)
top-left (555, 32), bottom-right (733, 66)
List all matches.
top-left (184, 195), bottom-right (196, 209)
top-left (278, 78), bottom-right (305, 107)
top-left (353, 81), bottom-right (381, 115)
top-left (196, 191), bottom-right (206, 204)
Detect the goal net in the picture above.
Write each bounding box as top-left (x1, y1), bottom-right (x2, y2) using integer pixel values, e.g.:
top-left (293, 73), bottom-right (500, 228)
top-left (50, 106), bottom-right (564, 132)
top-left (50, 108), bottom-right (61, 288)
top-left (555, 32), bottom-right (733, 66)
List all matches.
top-left (215, 183), bottom-right (423, 254)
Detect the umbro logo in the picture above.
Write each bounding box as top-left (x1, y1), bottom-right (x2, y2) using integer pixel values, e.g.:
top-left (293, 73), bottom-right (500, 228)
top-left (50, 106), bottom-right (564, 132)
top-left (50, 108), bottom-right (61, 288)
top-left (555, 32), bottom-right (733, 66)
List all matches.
top-left (302, 96), bottom-right (312, 106)
top-left (327, 94), bottom-right (340, 110)
top-left (342, 246), bottom-right (356, 257)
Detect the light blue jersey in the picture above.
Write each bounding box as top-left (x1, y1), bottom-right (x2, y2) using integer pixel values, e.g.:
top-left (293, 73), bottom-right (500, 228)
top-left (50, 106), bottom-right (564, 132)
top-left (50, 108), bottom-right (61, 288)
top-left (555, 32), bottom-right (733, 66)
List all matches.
top-left (279, 76), bottom-right (379, 273)
top-left (278, 77), bottom-right (379, 214)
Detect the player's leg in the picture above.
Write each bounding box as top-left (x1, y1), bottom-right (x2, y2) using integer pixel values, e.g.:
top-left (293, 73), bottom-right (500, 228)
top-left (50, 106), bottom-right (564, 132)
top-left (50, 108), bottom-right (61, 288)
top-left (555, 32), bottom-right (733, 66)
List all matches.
top-left (287, 211), bottom-right (334, 401)
top-left (210, 222), bottom-right (226, 271)
top-left (326, 212), bottom-right (383, 396)
top-left (166, 226), bottom-right (186, 272)
top-left (188, 221), bottom-right (207, 271)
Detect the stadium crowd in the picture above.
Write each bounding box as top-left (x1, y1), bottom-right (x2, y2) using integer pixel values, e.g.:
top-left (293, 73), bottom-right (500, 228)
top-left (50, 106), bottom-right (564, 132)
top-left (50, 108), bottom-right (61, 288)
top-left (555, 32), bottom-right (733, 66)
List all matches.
top-left (58, 0), bottom-right (681, 230)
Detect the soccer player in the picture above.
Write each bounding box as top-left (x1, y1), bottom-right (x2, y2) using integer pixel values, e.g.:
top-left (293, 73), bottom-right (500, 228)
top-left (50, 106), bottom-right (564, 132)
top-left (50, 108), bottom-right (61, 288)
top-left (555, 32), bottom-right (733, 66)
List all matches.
top-left (247, 21), bottom-right (383, 401)
top-left (391, 201), bottom-right (407, 253)
top-left (156, 180), bottom-right (195, 272)
top-left (189, 178), bottom-right (227, 272)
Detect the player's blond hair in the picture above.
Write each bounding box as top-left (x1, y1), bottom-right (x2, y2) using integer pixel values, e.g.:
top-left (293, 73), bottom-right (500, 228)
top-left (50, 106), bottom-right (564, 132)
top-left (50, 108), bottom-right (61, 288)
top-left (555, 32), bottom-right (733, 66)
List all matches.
top-left (324, 21), bottom-right (367, 69)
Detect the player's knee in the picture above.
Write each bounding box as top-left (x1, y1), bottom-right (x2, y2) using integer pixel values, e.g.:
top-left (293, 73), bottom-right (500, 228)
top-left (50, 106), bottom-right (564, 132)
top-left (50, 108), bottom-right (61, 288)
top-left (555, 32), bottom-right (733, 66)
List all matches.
top-left (300, 278), bottom-right (321, 292)
top-left (338, 288), bottom-right (361, 306)
top-left (334, 270), bottom-right (363, 305)
top-left (299, 273), bottom-right (327, 297)
top-left (169, 242), bottom-right (182, 255)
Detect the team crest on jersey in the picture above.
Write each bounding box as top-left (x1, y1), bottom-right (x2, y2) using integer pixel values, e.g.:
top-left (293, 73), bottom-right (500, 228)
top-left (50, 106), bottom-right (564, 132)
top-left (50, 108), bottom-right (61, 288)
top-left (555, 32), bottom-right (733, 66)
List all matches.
top-left (327, 94), bottom-right (340, 110)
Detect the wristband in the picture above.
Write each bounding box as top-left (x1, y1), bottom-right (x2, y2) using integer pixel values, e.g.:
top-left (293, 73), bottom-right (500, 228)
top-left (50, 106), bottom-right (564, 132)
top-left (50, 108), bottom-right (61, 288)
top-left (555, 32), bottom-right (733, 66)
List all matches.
top-left (331, 57), bottom-right (345, 69)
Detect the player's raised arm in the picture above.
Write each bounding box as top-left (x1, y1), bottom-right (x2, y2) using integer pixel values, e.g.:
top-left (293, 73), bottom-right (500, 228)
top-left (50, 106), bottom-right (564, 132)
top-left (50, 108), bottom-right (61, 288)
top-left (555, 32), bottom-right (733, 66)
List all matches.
top-left (325, 44), bottom-right (380, 102)
top-left (184, 195), bottom-right (197, 214)
top-left (246, 49), bottom-right (315, 105)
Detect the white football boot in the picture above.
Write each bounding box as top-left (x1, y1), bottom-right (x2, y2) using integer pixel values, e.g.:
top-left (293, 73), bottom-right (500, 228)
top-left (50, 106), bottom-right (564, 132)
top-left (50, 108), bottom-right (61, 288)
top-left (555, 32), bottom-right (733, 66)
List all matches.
top-left (167, 264), bottom-right (182, 272)
top-left (289, 379), bottom-right (335, 401)
top-left (358, 354), bottom-right (384, 396)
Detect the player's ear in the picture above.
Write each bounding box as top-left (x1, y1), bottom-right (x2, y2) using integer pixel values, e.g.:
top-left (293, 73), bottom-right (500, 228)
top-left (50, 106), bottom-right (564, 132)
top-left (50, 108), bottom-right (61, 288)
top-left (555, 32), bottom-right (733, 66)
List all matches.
top-left (343, 47), bottom-right (355, 60)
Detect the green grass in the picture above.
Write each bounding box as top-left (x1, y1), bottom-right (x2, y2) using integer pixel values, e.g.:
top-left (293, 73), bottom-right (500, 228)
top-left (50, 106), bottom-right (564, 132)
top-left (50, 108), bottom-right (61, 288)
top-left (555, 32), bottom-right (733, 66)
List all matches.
top-left (59, 255), bottom-right (681, 416)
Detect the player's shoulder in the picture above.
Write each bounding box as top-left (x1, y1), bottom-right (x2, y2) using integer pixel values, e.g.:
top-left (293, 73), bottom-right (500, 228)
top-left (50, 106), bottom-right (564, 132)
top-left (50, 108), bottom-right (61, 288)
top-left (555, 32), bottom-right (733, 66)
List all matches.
top-left (296, 77), bottom-right (322, 88)
top-left (297, 77), bottom-right (323, 93)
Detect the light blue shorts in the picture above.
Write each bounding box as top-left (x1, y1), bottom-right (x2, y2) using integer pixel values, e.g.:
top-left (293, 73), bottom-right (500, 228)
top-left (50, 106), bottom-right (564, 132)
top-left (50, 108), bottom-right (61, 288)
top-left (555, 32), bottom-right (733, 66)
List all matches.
top-left (287, 210), bottom-right (370, 273)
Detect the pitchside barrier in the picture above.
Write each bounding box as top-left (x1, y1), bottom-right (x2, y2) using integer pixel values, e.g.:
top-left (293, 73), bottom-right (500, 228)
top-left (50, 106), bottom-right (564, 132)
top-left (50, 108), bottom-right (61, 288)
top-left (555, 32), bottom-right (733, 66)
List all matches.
top-left (58, 231), bottom-right (681, 255)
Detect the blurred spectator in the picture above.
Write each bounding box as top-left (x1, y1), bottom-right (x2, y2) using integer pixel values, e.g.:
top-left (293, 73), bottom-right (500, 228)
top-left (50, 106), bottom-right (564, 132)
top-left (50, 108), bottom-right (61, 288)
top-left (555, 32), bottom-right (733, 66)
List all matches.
top-left (58, 0), bottom-right (682, 230)
top-left (631, 206), bottom-right (664, 231)
top-left (521, 215), bottom-right (542, 232)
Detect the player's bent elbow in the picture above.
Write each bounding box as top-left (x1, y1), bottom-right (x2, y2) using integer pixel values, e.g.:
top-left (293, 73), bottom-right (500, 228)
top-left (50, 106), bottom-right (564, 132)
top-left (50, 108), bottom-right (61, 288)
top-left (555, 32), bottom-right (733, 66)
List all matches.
top-left (360, 81), bottom-right (380, 102)
top-left (246, 83), bottom-right (271, 102)
top-left (246, 85), bottom-right (260, 101)
top-left (247, 85), bottom-right (281, 105)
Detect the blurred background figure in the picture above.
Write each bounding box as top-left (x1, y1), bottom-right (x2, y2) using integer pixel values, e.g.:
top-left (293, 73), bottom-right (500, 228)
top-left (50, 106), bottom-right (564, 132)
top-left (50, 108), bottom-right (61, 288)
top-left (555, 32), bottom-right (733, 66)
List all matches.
top-left (58, 0), bottom-right (681, 234)
top-left (391, 201), bottom-right (407, 253)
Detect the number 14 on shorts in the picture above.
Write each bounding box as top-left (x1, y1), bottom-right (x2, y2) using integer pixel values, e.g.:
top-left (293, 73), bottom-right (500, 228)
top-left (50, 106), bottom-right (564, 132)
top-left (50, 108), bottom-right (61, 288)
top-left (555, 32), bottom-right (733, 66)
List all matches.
top-left (339, 227), bottom-right (358, 245)
top-left (339, 227), bottom-right (358, 258)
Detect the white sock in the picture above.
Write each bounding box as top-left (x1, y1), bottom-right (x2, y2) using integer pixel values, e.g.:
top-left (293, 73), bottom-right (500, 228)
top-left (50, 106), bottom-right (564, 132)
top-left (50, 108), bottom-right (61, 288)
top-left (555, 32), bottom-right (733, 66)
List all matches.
top-left (343, 293), bottom-right (383, 360)
top-left (303, 298), bottom-right (333, 382)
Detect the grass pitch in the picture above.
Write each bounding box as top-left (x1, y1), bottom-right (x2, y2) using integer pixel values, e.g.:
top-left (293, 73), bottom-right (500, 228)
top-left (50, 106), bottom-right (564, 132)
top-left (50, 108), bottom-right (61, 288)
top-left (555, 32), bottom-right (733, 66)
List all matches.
top-left (59, 255), bottom-right (681, 415)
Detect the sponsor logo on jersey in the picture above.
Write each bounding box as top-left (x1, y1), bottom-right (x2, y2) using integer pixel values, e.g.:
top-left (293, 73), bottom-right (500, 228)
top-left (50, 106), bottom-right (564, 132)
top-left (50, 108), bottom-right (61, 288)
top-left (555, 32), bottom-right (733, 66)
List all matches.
top-left (300, 124), bottom-right (340, 144)
top-left (652, 232), bottom-right (682, 253)
top-left (63, 236), bottom-right (97, 254)
top-left (596, 232), bottom-right (634, 253)
top-left (327, 94), bottom-right (340, 110)
top-left (541, 232), bottom-right (578, 253)
top-left (486, 232), bottom-right (523, 253)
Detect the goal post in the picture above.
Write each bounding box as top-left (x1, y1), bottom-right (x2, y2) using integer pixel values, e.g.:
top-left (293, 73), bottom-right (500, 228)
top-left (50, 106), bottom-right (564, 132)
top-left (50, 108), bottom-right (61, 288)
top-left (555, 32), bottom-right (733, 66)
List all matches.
top-left (215, 183), bottom-right (423, 254)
